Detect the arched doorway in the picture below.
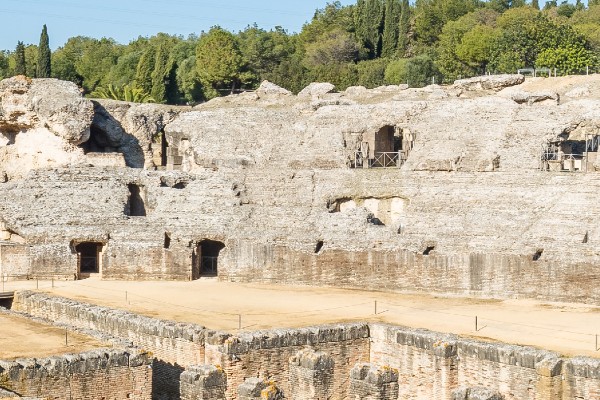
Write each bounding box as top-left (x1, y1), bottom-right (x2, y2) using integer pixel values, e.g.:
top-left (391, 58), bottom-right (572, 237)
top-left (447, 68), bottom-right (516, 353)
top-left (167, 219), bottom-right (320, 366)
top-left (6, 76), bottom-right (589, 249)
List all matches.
top-left (192, 240), bottom-right (225, 279)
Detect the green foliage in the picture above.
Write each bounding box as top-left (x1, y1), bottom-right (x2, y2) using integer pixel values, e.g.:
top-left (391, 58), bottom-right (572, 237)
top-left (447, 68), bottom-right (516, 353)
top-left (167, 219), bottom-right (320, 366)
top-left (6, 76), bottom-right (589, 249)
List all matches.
top-left (135, 46), bottom-right (156, 94)
top-left (37, 25), bottom-right (51, 78)
top-left (397, 0), bottom-right (411, 56)
top-left (382, 0), bottom-right (401, 58)
top-left (536, 47), bottom-right (596, 74)
top-left (3, 0), bottom-right (598, 104)
top-left (24, 45), bottom-right (38, 78)
top-left (384, 55), bottom-right (439, 86)
top-left (355, 0), bottom-right (385, 57)
top-left (304, 29), bottom-right (360, 67)
top-left (196, 26), bottom-right (251, 98)
top-left (14, 42), bottom-right (26, 76)
top-left (357, 58), bottom-right (389, 87)
top-left (91, 83), bottom-right (156, 103)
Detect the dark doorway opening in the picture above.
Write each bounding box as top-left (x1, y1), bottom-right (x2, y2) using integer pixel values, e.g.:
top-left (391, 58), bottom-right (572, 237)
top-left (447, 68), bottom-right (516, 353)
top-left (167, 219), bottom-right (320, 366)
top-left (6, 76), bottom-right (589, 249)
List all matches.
top-left (423, 246), bottom-right (435, 256)
top-left (127, 184), bottom-right (146, 216)
top-left (75, 242), bottom-right (104, 275)
top-left (532, 249), bottom-right (543, 261)
top-left (161, 131), bottom-right (169, 167)
top-left (192, 240), bottom-right (225, 279)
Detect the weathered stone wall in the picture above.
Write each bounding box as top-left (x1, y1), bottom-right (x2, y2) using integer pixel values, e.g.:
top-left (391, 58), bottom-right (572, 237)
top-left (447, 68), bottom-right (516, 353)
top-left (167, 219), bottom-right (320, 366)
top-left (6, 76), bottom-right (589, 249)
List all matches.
top-left (204, 324), bottom-right (371, 399)
top-left (0, 349), bottom-right (152, 400)
top-left (0, 244), bottom-right (29, 278)
top-left (369, 323), bottom-right (600, 400)
top-left (9, 292), bottom-right (600, 399)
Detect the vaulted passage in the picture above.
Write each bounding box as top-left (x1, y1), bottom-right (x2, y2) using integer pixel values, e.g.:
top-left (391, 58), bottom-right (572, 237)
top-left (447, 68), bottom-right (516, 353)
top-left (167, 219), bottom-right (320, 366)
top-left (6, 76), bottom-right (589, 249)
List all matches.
top-left (192, 240), bottom-right (225, 279)
top-left (75, 242), bottom-right (104, 276)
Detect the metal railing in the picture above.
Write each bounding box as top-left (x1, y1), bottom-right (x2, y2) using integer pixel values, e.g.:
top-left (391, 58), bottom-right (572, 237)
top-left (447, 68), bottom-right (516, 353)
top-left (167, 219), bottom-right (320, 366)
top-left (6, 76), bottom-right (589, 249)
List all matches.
top-left (201, 257), bottom-right (218, 276)
top-left (540, 152), bottom-right (588, 172)
top-left (352, 151), bottom-right (406, 169)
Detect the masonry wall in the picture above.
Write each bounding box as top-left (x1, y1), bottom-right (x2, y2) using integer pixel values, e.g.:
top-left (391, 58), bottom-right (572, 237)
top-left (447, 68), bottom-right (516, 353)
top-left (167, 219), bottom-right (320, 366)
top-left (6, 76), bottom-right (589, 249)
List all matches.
top-left (221, 245), bottom-right (600, 305)
top-left (11, 291), bottom-right (206, 398)
top-left (0, 349), bottom-right (152, 400)
top-left (0, 244), bottom-right (30, 277)
top-left (205, 324), bottom-right (370, 399)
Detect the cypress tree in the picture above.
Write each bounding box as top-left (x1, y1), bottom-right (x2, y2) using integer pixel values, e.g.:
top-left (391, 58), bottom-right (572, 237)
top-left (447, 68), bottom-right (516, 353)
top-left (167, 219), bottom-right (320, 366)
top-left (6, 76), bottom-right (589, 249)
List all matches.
top-left (531, 0), bottom-right (540, 8)
top-left (15, 41), bottom-right (26, 76)
top-left (135, 46), bottom-right (156, 94)
top-left (37, 24), bottom-right (51, 78)
top-left (382, 0), bottom-right (401, 58)
top-left (150, 42), bottom-right (173, 103)
top-left (355, 0), bottom-right (385, 59)
top-left (397, 0), bottom-right (411, 57)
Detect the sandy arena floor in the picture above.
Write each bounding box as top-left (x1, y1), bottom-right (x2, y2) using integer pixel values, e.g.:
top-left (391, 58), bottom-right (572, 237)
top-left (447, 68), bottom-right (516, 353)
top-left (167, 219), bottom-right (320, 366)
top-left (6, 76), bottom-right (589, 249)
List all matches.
top-left (3, 277), bottom-right (600, 358)
top-left (0, 313), bottom-right (107, 360)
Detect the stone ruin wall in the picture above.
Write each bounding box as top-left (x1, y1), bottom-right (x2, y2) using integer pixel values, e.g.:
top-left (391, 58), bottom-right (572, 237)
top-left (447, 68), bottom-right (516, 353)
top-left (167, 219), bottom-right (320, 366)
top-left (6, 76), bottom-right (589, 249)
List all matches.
top-left (9, 291), bottom-right (600, 399)
top-left (0, 349), bottom-right (152, 400)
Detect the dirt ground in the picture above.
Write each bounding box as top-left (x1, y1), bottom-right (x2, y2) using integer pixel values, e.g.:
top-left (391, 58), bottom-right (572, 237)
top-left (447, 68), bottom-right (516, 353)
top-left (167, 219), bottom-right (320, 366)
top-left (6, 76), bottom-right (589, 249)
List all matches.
top-left (5, 277), bottom-right (600, 358)
top-left (0, 313), bottom-right (106, 360)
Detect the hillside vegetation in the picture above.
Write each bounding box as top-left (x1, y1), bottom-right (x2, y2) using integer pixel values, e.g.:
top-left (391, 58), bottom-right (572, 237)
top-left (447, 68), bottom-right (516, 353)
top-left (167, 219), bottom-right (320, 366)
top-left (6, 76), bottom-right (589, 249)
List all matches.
top-left (1, 0), bottom-right (599, 104)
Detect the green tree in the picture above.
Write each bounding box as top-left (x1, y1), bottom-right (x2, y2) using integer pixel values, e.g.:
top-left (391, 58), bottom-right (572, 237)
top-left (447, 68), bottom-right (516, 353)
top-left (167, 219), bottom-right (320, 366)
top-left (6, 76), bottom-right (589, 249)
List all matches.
top-left (382, 0), bottom-right (401, 57)
top-left (24, 45), bottom-right (38, 78)
top-left (196, 27), bottom-right (251, 98)
top-left (150, 41), bottom-right (175, 103)
top-left (303, 29), bottom-right (360, 67)
top-left (357, 58), bottom-right (389, 87)
top-left (74, 37), bottom-right (121, 93)
top-left (355, 0), bottom-right (385, 58)
top-left (238, 25), bottom-right (295, 84)
top-left (397, 0), bottom-right (411, 56)
top-left (385, 55), bottom-right (440, 86)
top-left (37, 24), bottom-right (51, 78)
top-left (135, 46), bottom-right (156, 94)
top-left (14, 41), bottom-right (26, 76)
top-left (536, 47), bottom-right (596, 74)
top-left (531, 0), bottom-right (540, 9)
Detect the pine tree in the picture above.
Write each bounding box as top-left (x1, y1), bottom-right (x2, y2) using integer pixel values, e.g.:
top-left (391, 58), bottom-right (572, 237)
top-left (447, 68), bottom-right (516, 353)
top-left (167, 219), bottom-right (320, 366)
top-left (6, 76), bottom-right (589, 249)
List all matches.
top-left (37, 25), bottom-right (51, 78)
top-left (15, 41), bottom-right (26, 76)
top-left (531, 0), bottom-right (540, 9)
top-left (382, 0), bottom-right (401, 58)
top-left (397, 0), bottom-right (411, 57)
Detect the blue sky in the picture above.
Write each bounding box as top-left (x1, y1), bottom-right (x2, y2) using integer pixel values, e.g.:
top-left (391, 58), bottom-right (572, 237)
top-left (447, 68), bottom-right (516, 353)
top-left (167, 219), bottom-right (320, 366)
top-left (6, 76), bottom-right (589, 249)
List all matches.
top-left (0, 0), bottom-right (357, 51)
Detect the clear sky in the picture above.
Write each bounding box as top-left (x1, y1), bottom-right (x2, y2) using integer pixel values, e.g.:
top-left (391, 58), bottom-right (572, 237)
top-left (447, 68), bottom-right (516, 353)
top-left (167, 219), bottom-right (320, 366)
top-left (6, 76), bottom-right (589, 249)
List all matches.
top-left (0, 0), bottom-right (357, 51)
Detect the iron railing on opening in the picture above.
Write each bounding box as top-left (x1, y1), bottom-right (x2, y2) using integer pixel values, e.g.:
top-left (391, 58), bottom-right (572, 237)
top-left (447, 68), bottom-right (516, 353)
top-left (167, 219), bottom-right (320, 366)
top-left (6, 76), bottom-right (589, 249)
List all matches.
top-left (540, 152), bottom-right (588, 172)
top-left (201, 257), bottom-right (218, 276)
top-left (79, 257), bottom-right (97, 271)
top-left (353, 151), bottom-right (406, 169)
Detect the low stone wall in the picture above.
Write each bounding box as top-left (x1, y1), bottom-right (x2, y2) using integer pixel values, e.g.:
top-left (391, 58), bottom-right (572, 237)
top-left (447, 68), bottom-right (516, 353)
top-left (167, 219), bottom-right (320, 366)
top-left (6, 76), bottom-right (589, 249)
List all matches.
top-left (12, 291), bottom-right (207, 399)
top-left (9, 292), bottom-right (600, 399)
top-left (0, 349), bottom-right (152, 400)
top-left (205, 324), bottom-right (370, 399)
top-left (0, 243), bottom-right (30, 278)
top-left (369, 323), bottom-right (600, 400)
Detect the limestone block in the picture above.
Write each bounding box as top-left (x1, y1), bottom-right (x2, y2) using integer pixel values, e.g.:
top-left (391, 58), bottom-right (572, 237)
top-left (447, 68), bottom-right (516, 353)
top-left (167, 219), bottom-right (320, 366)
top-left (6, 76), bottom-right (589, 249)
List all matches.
top-left (452, 387), bottom-right (505, 400)
top-left (453, 74), bottom-right (525, 91)
top-left (256, 81), bottom-right (292, 97)
top-left (348, 363), bottom-right (399, 400)
top-left (298, 82), bottom-right (335, 98)
top-left (289, 349), bottom-right (335, 399)
top-left (237, 377), bottom-right (283, 400)
top-left (180, 365), bottom-right (227, 400)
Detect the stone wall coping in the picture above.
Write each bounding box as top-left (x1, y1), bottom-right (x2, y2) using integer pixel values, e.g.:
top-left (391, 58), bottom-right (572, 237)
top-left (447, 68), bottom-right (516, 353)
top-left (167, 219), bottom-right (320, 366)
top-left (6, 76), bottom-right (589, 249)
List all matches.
top-left (565, 357), bottom-right (600, 379)
top-left (0, 348), bottom-right (151, 378)
top-left (207, 323), bottom-right (369, 354)
top-left (15, 291), bottom-right (207, 343)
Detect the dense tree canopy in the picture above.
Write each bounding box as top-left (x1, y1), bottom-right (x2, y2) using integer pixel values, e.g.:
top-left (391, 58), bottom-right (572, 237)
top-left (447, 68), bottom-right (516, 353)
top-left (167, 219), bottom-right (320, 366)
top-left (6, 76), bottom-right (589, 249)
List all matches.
top-left (4, 4), bottom-right (599, 104)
